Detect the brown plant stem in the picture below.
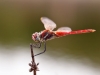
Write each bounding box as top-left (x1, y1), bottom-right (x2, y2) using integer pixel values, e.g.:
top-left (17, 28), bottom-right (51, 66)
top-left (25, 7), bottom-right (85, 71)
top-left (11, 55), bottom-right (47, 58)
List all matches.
top-left (29, 43), bottom-right (39, 75)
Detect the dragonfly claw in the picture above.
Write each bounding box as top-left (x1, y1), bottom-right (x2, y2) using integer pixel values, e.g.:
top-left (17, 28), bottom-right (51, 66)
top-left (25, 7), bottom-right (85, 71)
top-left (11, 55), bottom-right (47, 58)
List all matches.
top-left (32, 42), bottom-right (41, 48)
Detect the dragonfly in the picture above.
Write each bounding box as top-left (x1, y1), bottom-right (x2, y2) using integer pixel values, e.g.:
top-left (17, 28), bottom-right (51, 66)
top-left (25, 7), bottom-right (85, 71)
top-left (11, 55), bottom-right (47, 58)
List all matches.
top-left (32, 17), bottom-right (96, 56)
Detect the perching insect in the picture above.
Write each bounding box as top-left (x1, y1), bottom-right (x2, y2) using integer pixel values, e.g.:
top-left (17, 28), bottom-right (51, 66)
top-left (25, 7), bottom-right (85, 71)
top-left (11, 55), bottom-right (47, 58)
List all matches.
top-left (32, 17), bottom-right (96, 56)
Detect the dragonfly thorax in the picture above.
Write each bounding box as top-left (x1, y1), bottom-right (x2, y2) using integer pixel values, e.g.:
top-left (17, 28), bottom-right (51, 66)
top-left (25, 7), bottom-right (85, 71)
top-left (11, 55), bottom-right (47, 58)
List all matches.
top-left (32, 30), bottom-right (57, 42)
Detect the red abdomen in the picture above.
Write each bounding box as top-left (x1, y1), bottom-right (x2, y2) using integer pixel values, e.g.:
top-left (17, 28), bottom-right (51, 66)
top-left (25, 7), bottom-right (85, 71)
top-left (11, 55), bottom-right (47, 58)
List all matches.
top-left (56, 29), bottom-right (96, 37)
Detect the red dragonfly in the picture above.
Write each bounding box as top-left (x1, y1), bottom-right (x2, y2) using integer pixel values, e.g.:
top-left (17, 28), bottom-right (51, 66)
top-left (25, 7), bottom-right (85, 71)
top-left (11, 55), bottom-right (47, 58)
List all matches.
top-left (32, 17), bottom-right (96, 56)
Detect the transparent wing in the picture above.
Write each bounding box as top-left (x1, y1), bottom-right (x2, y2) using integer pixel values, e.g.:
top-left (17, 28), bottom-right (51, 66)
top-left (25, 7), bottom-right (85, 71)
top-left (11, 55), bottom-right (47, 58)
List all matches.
top-left (56, 27), bottom-right (72, 32)
top-left (41, 17), bottom-right (56, 30)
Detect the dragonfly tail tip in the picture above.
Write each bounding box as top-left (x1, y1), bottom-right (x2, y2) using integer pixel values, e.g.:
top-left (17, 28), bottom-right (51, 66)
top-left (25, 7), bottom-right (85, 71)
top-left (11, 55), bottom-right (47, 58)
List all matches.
top-left (92, 29), bottom-right (96, 32)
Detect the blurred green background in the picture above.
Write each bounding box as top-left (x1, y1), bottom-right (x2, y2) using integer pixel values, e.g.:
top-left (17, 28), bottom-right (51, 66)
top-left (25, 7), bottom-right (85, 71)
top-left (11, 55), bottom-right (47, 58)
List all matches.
top-left (0, 1), bottom-right (100, 74)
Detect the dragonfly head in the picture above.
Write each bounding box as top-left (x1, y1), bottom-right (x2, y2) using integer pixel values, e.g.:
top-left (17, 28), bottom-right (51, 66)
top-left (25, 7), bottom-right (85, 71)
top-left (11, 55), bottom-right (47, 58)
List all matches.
top-left (32, 32), bottom-right (40, 42)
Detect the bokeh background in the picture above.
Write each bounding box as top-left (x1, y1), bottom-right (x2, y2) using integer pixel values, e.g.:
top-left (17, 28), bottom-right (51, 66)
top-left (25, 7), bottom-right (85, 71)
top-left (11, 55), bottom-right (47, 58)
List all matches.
top-left (0, 0), bottom-right (100, 75)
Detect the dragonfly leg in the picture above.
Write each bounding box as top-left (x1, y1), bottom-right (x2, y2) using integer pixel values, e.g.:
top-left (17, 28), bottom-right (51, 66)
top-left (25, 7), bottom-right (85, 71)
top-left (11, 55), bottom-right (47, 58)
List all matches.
top-left (34, 42), bottom-right (46, 56)
top-left (33, 33), bottom-right (48, 56)
top-left (32, 42), bottom-right (41, 48)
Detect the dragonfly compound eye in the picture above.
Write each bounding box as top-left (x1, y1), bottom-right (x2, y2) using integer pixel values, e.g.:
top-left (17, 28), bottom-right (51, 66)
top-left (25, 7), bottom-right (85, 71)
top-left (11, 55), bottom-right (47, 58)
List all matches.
top-left (32, 33), bottom-right (37, 41)
top-left (32, 32), bottom-right (40, 42)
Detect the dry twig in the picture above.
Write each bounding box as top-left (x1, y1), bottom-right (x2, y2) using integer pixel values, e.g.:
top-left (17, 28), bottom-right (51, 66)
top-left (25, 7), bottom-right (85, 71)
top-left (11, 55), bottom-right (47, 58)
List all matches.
top-left (29, 43), bottom-right (39, 75)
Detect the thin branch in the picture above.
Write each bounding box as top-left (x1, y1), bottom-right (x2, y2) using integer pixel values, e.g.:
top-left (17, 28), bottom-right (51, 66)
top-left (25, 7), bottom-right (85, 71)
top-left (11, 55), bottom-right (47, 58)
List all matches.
top-left (29, 43), bottom-right (39, 75)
